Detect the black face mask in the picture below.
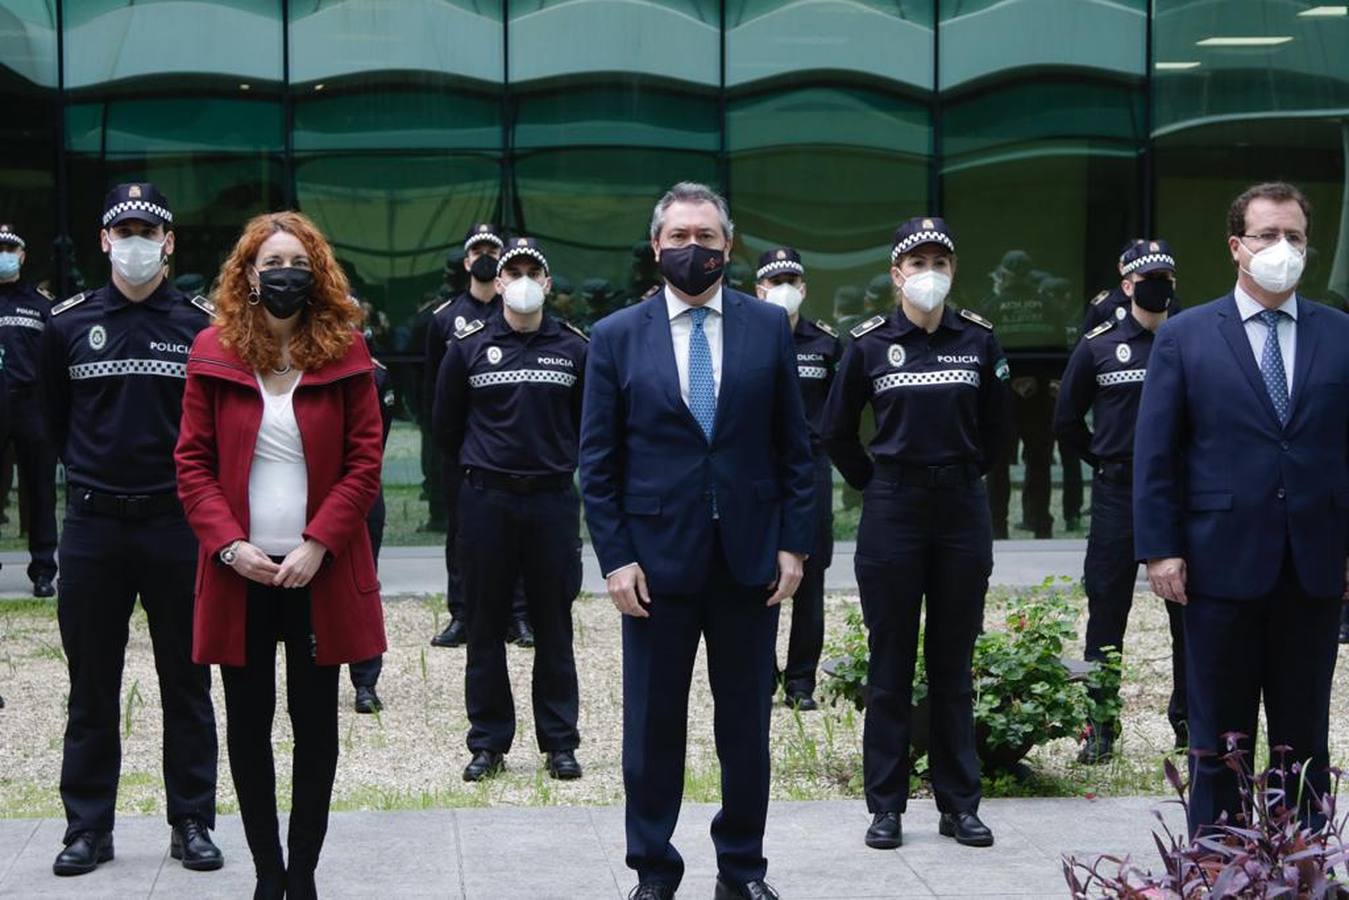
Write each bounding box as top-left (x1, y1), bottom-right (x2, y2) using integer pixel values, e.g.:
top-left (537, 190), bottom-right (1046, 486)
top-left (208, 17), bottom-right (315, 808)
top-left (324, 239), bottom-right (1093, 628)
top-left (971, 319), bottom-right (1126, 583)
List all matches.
top-left (469, 253), bottom-right (499, 284)
top-left (257, 267), bottom-right (312, 319)
top-left (1133, 277), bottom-right (1174, 313)
top-left (659, 244), bottom-right (724, 297)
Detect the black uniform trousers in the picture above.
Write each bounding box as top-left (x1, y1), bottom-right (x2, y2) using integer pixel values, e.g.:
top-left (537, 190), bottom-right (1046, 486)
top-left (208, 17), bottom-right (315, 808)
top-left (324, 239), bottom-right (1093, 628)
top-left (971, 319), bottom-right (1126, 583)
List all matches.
top-left (854, 471), bottom-right (990, 816)
top-left (222, 577), bottom-right (338, 877)
top-left (444, 463), bottom-right (528, 623)
top-left (780, 455), bottom-right (833, 694)
top-left (1183, 553), bottom-right (1340, 837)
top-left (1059, 440), bottom-right (1083, 526)
top-left (1082, 470), bottom-right (1186, 730)
top-left (56, 496), bottom-right (217, 843)
top-left (989, 386), bottom-right (1053, 536)
top-left (622, 533), bottom-right (779, 889)
top-left (459, 474), bottom-right (581, 753)
top-left (348, 491), bottom-right (385, 689)
top-left (7, 389), bottom-right (57, 581)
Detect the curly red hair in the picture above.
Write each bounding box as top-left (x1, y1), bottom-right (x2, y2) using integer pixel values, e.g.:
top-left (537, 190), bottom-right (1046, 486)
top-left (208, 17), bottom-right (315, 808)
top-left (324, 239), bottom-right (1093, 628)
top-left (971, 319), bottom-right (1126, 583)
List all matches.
top-left (212, 211), bottom-right (362, 372)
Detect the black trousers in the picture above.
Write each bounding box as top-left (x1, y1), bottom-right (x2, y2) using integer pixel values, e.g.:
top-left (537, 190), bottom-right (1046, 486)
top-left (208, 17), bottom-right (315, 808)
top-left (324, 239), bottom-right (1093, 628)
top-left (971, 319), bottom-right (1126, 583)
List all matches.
top-left (222, 579), bottom-right (339, 877)
top-left (988, 386), bottom-right (1054, 536)
top-left (1059, 440), bottom-right (1083, 525)
top-left (780, 456), bottom-right (833, 694)
top-left (349, 492), bottom-right (385, 689)
top-left (854, 475), bottom-right (990, 815)
top-left (1082, 473), bottom-right (1186, 730)
top-left (1183, 558), bottom-right (1340, 837)
top-left (459, 478), bottom-right (581, 753)
top-left (7, 391), bottom-right (57, 581)
top-left (444, 464), bottom-right (529, 623)
top-left (56, 498), bottom-right (217, 842)
top-left (623, 535), bottom-right (779, 889)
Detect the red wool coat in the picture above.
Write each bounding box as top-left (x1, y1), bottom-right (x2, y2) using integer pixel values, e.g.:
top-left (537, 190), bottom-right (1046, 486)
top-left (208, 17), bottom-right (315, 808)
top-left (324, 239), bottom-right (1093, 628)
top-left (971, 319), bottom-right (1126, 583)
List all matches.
top-left (175, 326), bottom-right (387, 666)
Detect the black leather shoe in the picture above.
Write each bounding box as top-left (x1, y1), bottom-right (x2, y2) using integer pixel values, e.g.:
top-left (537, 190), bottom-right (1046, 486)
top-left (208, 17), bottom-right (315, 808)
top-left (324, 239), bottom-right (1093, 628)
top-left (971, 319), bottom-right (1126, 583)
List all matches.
top-left (507, 617), bottom-right (535, 648)
top-left (714, 875), bottom-right (780, 900)
top-left (784, 691), bottom-right (817, 711)
top-left (939, 811), bottom-right (994, 847)
top-left (546, 750), bottom-right (582, 780)
top-left (462, 750), bottom-right (505, 782)
top-left (1076, 723), bottom-right (1114, 765)
top-left (628, 883), bottom-right (676, 900)
top-left (354, 685), bottom-right (383, 714)
top-left (170, 817), bottom-right (224, 870)
top-left (53, 831), bottom-right (114, 876)
top-left (33, 576), bottom-right (55, 598)
top-left (865, 811), bottom-right (902, 849)
top-left (431, 618), bottom-right (467, 648)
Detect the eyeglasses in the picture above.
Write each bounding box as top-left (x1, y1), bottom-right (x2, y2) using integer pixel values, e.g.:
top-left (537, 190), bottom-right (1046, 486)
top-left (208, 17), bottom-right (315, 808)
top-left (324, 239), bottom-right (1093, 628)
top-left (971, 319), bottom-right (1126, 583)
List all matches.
top-left (1240, 230), bottom-right (1308, 251)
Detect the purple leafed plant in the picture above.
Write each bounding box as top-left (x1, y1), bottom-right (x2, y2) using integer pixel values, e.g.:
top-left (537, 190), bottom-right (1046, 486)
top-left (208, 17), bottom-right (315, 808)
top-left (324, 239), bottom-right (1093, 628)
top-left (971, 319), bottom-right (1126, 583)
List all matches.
top-left (1063, 735), bottom-right (1349, 898)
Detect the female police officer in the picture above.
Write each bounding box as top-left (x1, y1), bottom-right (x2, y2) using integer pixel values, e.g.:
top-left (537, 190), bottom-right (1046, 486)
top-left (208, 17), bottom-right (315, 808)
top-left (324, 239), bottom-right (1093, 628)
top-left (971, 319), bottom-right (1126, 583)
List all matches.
top-left (822, 217), bottom-right (1009, 851)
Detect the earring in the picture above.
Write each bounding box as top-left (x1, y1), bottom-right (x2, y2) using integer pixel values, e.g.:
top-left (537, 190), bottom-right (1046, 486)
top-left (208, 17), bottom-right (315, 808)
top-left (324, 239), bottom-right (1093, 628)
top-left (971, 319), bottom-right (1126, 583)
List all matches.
top-left (247, 287), bottom-right (260, 306)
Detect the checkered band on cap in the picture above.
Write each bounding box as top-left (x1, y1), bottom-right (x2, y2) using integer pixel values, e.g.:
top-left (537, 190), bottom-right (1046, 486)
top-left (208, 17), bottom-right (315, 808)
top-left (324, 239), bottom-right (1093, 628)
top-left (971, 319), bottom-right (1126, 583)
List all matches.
top-left (102, 201), bottom-right (173, 227)
top-left (0, 230), bottom-right (24, 248)
top-left (463, 231), bottom-right (504, 251)
top-left (497, 246), bottom-right (549, 274)
top-left (1121, 253), bottom-right (1175, 275)
top-left (755, 259), bottom-right (805, 281)
top-left (891, 230), bottom-right (955, 261)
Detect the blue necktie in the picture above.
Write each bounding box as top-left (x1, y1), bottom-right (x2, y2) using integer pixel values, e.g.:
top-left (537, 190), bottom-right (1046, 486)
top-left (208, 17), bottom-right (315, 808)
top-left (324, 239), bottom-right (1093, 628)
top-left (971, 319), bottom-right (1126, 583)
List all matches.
top-left (687, 306), bottom-right (716, 440)
top-left (1257, 308), bottom-right (1290, 425)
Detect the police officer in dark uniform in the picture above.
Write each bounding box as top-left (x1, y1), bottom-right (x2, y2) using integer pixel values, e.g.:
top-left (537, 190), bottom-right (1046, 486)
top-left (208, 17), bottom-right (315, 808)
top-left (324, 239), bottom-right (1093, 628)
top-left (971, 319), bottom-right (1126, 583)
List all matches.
top-left (348, 356), bottom-right (398, 714)
top-left (427, 224), bottom-right (533, 649)
top-left (1081, 239), bottom-right (1145, 334)
top-left (43, 184), bottom-right (220, 876)
top-left (433, 237), bottom-right (586, 783)
top-left (754, 247), bottom-right (841, 711)
top-left (1054, 239), bottom-right (1187, 763)
top-left (823, 217), bottom-right (1008, 851)
top-left (0, 224), bottom-right (59, 596)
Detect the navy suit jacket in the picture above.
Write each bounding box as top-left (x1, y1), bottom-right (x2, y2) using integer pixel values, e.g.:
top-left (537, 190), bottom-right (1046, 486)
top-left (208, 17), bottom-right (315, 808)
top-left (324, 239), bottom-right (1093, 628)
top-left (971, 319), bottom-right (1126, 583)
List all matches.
top-left (1133, 292), bottom-right (1349, 600)
top-left (579, 288), bottom-right (816, 595)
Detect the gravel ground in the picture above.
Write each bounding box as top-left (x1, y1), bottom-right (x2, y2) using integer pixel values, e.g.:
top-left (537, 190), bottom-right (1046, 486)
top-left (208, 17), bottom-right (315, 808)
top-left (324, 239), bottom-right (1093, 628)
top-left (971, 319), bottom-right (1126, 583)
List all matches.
top-left (3, 588), bottom-right (1349, 820)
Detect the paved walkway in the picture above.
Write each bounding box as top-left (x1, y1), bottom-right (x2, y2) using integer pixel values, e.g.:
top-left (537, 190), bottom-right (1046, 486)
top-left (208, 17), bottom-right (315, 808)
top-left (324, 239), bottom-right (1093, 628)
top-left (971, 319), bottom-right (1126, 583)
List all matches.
top-left (0, 539), bottom-right (1132, 599)
top-left (0, 797), bottom-right (1181, 898)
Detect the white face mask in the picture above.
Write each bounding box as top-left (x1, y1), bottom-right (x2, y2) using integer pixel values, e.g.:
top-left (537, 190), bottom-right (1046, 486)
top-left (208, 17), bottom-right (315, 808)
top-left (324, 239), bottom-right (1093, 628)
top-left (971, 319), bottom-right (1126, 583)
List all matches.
top-left (109, 235), bottom-right (165, 286)
top-left (502, 275), bottom-right (546, 314)
top-left (1242, 237), bottom-right (1305, 294)
top-left (764, 283), bottom-right (803, 316)
top-left (901, 270), bottom-right (951, 313)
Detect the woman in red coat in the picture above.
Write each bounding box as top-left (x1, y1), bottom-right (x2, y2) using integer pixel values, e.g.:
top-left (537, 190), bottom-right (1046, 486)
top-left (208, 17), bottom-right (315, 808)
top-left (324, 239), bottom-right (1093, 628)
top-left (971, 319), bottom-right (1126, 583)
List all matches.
top-left (175, 211), bottom-right (385, 900)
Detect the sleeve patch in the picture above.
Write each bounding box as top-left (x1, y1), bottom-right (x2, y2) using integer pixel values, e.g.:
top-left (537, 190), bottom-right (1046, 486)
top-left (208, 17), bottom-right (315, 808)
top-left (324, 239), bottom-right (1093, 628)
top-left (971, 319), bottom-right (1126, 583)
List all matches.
top-left (994, 358), bottom-right (1011, 381)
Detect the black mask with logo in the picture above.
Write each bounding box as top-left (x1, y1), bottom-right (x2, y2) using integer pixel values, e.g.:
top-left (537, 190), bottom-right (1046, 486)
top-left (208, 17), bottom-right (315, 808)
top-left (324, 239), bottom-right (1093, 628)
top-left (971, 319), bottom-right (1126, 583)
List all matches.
top-left (1133, 276), bottom-right (1174, 313)
top-left (659, 244), bottom-right (725, 297)
top-left (469, 253), bottom-right (499, 284)
top-left (257, 267), bottom-right (312, 319)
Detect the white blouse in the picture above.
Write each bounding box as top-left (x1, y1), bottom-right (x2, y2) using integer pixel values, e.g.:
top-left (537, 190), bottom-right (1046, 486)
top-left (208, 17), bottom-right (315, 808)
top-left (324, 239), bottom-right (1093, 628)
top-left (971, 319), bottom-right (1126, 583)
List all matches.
top-left (248, 373), bottom-right (308, 556)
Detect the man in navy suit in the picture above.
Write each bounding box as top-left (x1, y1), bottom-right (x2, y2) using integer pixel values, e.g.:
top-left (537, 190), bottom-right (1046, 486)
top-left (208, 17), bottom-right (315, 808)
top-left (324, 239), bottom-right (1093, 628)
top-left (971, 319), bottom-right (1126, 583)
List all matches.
top-left (579, 182), bottom-right (815, 900)
top-left (1134, 181), bottom-right (1349, 836)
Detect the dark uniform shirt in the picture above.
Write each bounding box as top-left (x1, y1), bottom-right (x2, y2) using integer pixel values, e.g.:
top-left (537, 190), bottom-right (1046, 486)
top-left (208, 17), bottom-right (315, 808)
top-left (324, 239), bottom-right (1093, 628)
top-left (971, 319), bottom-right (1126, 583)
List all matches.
top-left (0, 280), bottom-right (51, 388)
top-left (1052, 314), bottom-right (1153, 467)
top-left (434, 313), bottom-right (587, 477)
top-left (423, 290), bottom-right (501, 417)
top-left (823, 306), bottom-right (1010, 489)
top-left (1081, 285), bottom-right (1129, 334)
top-left (792, 317), bottom-right (842, 451)
top-left (42, 281), bottom-right (213, 494)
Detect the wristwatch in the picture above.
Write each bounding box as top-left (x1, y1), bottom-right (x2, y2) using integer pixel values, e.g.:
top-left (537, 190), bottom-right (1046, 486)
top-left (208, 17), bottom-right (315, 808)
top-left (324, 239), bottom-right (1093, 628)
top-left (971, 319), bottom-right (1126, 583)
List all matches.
top-left (219, 540), bottom-right (242, 566)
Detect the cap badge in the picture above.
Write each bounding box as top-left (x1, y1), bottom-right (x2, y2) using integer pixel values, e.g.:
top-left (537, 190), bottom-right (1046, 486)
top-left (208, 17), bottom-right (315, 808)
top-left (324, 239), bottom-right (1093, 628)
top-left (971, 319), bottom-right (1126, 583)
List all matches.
top-left (486, 346), bottom-right (502, 365)
top-left (922, 218), bottom-right (934, 229)
top-left (128, 185), bottom-right (142, 198)
top-left (1116, 343), bottom-right (1132, 364)
top-left (517, 238), bottom-right (528, 247)
top-left (887, 344), bottom-right (906, 368)
top-left (1149, 241), bottom-right (1159, 252)
top-left (776, 249), bottom-right (787, 260)
top-left (479, 224), bottom-right (489, 232)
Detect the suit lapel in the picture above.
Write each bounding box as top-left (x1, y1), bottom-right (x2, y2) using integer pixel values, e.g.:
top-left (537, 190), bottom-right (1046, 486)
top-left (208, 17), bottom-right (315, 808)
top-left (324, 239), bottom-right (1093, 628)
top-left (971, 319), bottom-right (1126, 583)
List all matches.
top-left (1216, 293), bottom-right (1281, 427)
top-left (643, 294), bottom-right (706, 439)
top-left (712, 291), bottom-right (747, 442)
top-left (1287, 298), bottom-right (1318, 422)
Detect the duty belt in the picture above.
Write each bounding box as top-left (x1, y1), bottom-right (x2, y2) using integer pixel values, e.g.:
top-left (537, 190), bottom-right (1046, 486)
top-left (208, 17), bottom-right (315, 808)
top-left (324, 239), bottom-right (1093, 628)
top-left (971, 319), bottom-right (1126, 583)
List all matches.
top-left (464, 467), bottom-right (573, 494)
top-left (71, 485), bottom-right (182, 519)
top-left (873, 462), bottom-right (981, 488)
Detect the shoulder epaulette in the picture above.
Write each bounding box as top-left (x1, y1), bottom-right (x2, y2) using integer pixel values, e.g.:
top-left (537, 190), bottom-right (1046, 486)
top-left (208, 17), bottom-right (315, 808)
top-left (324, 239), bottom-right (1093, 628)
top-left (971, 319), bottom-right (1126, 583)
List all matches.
top-left (1085, 320), bottom-right (1114, 340)
top-left (1090, 290), bottom-right (1110, 306)
top-left (959, 308), bottom-right (994, 330)
top-left (562, 321), bottom-right (589, 341)
top-left (814, 319), bottom-right (838, 338)
top-left (36, 286), bottom-right (55, 302)
top-left (433, 297), bottom-right (455, 316)
top-left (849, 315), bottom-right (886, 339)
top-left (453, 319), bottom-right (485, 340)
top-left (51, 292), bottom-right (88, 316)
top-left (372, 358), bottom-right (387, 370)
top-left (190, 294), bottom-right (216, 316)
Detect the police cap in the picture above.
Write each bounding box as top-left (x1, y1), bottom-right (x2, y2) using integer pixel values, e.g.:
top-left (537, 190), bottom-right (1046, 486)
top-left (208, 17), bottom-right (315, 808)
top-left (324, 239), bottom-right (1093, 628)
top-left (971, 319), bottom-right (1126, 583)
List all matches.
top-left (891, 217), bottom-right (955, 262)
top-left (103, 183), bottom-right (173, 229)
top-left (755, 246), bottom-right (804, 282)
top-left (0, 224), bottom-right (24, 249)
top-left (1121, 239), bottom-right (1176, 276)
top-left (462, 223), bottom-right (504, 252)
top-left (497, 236), bottom-right (549, 275)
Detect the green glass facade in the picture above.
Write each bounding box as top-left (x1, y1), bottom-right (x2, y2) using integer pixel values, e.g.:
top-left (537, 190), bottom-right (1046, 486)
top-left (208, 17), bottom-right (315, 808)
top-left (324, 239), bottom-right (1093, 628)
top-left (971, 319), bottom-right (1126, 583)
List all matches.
top-left (2, 0), bottom-right (1347, 527)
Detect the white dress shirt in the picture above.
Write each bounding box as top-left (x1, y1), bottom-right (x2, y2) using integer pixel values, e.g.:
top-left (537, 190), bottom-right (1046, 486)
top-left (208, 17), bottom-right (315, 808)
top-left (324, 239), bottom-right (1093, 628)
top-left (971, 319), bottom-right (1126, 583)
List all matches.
top-left (1234, 285), bottom-right (1297, 395)
top-left (665, 285), bottom-right (724, 406)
